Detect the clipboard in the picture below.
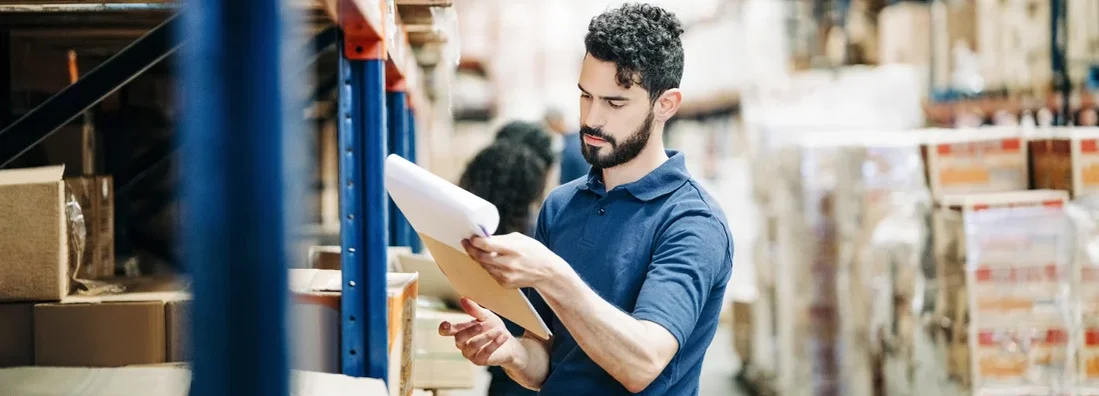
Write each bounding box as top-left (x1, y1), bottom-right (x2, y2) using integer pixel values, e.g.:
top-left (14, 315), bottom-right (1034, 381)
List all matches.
top-left (384, 154), bottom-right (552, 340)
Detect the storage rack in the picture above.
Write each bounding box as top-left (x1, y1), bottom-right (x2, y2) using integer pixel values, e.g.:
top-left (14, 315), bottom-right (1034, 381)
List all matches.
top-left (0, 0), bottom-right (446, 392)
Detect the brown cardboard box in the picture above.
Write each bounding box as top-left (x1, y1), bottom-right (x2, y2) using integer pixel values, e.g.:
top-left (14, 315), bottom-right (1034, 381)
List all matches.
top-left (0, 304), bottom-right (34, 367)
top-left (33, 284), bottom-right (191, 367)
top-left (923, 128), bottom-right (1028, 199)
top-left (1030, 128), bottom-right (1099, 198)
top-left (0, 166), bottom-right (71, 302)
top-left (412, 308), bottom-right (476, 390)
top-left (288, 269), bottom-right (419, 396)
top-left (66, 175), bottom-right (115, 279)
top-left (307, 246), bottom-right (411, 271)
top-left (0, 366), bottom-right (390, 396)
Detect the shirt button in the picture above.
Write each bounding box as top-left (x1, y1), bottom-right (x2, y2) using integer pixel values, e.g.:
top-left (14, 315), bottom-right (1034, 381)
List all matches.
top-left (597, 208), bottom-right (606, 216)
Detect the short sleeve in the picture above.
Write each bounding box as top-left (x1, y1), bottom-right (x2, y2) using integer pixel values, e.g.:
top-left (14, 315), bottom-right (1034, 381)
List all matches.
top-left (632, 213), bottom-right (732, 346)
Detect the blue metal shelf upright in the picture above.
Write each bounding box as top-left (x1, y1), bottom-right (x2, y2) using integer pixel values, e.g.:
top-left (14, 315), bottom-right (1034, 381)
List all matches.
top-left (336, 0), bottom-right (393, 382)
top-left (0, 0), bottom-right (429, 391)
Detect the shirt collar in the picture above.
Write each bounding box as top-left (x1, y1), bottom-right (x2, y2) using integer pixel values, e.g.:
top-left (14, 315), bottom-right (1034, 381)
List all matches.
top-left (576, 150), bottom-right (691, 202)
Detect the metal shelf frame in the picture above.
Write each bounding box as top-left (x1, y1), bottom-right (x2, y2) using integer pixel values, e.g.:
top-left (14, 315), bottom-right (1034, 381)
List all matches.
top-left (0, 0), bottom-right (424, 391)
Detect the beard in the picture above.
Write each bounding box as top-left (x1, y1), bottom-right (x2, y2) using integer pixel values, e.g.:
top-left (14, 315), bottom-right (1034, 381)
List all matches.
top-left (579, 110), bottom-right (654, 170)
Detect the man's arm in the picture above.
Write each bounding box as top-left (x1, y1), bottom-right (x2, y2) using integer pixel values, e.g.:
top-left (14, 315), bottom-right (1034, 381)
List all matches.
top-left (536, 269), bottom-right (680, 393)
top-left (501, 333), bottom-right (553, 390)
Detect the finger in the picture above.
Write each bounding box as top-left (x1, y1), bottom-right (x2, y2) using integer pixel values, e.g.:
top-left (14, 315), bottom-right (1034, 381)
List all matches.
top-left (463, 240), bottom-right (501, 266)
top-left (472, 329), bottom-right (512, 364)
top-left (453, 323), bottom-right (484, 346)
top-left (439, 319), bottom-right (481, 336)
top-left (469, 236), bottom-right (511, 254)
top-left (463, 326), bottom-right (506, 352)
top-left (459, 297), bottom-right (489, 322)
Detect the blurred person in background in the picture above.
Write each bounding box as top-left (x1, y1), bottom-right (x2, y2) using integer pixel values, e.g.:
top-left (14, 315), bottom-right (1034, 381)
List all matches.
top-left (494, 120), bottom-right (556, 172)
top-left (441, 3), bottom-right (733, 395)
top-left (544, 107), bottom-right (590, 185)
top-left (457, 137), bottom-right (549, 396)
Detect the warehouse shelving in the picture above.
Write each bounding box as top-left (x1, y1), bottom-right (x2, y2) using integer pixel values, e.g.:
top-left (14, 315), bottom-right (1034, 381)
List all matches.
top-left (0, 0), bottom-right (446, 392)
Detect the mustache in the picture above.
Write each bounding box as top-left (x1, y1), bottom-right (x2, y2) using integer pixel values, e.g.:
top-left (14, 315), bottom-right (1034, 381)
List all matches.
top-left (579, 126), bottom-right (615, 144)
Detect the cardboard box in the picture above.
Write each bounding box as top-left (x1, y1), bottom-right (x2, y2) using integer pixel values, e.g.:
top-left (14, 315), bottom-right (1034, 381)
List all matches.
top-left (0, 303), bottom-right (34, 367)
top-left (288, 269), bottom-right (418, 396)
top-left (0, 166), bottom-right (70, 302)
top-left (923, 128), bottom-right (1029, 199)
top-left (0, 366), bottom-right (389, 396)
top-left (396, 252), bottom-right (461, 306)
top-left (307, 246), bottom-right (411, 271)
top-left (931, 190), bottom-right (1069, 386)
top-left (971, 321), bottom-right (1068, 394)
top-left (33, 281), bottom-right (191, 367)
top-left (0, 166), bottom-right (118, 302)
top-left (1030, 128), bottom-right (1099, 198)
top-left (412, 308), bottom-right (476, 390)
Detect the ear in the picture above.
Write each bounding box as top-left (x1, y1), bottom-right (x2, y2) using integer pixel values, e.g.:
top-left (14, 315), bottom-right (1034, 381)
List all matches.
top-left (652, 88), bottom-right (683, 122)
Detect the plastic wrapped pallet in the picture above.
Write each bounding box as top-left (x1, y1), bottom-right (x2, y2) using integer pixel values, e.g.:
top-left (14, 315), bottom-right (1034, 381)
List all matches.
top-left (762, 130), bottom-right (928, 396)
top-left (1066, 197), bottom-right (1099, 395)
top-left (961, 203), bottom-right (1075, 396)
top-left (928, 191), bottom-right (1072, 396)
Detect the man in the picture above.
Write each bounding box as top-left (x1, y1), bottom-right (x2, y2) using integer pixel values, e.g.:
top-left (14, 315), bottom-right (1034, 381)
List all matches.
top-left (441, 3), bottom-right (733, 395)
top-left (543, 108), bottom-right (590, 185)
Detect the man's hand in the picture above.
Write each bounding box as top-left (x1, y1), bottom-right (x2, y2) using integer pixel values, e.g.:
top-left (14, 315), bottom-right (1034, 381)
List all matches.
top-left (462, 233), bottom-right (565, 289)
top-left (440, 297), bottom-right (523, 367)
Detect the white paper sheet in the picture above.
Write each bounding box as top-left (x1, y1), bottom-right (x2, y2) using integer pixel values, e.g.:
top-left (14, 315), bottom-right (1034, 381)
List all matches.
top-left (384, 154), bottom-right (498, 251)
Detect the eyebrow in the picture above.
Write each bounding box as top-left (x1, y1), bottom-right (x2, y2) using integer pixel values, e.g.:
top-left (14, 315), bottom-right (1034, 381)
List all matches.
top-left (578, 84), bottom-right (630, 101)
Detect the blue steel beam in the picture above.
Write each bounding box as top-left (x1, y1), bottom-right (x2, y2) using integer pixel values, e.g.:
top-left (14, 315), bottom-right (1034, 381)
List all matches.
top-left (338, 34), bottom-right (389, 381)
top-left (386, 91), bottom-right (410, 247)
top-left (406, 108), bottom-right (422, 254)
top-left (180, 0), bottom-right (299, 395)
top-left (0, 15), bottom-right (180, 168)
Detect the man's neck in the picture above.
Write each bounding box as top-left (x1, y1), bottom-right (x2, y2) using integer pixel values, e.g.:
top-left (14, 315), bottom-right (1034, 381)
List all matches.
top-left (601, 142), bottom-right (669, 191)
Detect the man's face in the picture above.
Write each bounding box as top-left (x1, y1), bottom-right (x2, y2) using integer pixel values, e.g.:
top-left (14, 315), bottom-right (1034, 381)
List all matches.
top-left (577, 54), bottom-right (655, 169)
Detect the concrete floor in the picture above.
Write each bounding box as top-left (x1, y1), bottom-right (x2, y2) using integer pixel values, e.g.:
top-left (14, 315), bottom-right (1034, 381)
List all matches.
top-left (428, 324), bottom-right (747, 396)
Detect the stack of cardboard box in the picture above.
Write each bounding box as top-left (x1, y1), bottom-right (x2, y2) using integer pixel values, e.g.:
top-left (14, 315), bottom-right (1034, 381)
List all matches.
top-left (304, 246), bottom-right (478, 393)
top-left (0, 165), bottom-right (192, 369)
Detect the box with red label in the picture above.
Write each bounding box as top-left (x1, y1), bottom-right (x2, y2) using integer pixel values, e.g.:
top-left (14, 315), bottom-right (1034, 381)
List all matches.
top-left (923, 127), bottom-right (1028, 199)
top-left (971, 322), bottom-right (1070, 395)
top-left (1031, 127), bottom-right (1099, 198)
top-left (1081, 322), bottom-right (1099, 393)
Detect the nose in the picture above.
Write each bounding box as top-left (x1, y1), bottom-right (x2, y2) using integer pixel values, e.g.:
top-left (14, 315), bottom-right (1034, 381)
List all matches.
top-left (582, 103), bottom-right (607, 130)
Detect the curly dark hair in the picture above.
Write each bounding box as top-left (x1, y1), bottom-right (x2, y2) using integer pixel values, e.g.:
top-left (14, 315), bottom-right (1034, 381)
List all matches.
top-left (493, 120), bottom-right (555, 166)
top-left (458, 140), bottom-right (549, 236)
top-left (585, 3), bottom-right (685, 102)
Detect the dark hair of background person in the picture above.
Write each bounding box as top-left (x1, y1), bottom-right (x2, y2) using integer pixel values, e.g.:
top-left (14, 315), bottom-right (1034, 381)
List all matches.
top-left (458, 140), bottom-right (550, 236)
top-left (584, 2), bottom-right (685, 103)
top-left (493, 120), bottom-right (555, 166)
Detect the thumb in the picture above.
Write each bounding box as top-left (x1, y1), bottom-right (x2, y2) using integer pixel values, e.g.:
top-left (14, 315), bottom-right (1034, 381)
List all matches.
top-left (460, 297), bottom-right (489, 322)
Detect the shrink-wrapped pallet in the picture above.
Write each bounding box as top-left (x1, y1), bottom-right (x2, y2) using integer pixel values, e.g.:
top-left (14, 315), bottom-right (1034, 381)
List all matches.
top-left (928, 191), bottom-right (1069, 395)
top-left (1066, 197), bottom-right (1099, 395)
top-left (961, 204), bottom-right (1076, 396)
top-left (764, 131), bottom-right (929, 396)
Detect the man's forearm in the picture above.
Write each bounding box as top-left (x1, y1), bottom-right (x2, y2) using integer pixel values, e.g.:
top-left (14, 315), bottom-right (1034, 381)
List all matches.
top-left (536, 263), bottom-right (673, 392)
top-left (501, 334), bottom-right (552, 390)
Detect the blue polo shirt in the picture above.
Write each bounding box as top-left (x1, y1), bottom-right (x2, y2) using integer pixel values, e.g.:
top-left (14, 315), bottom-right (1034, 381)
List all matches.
top-left (526, 150), bottom-right (733, 395)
